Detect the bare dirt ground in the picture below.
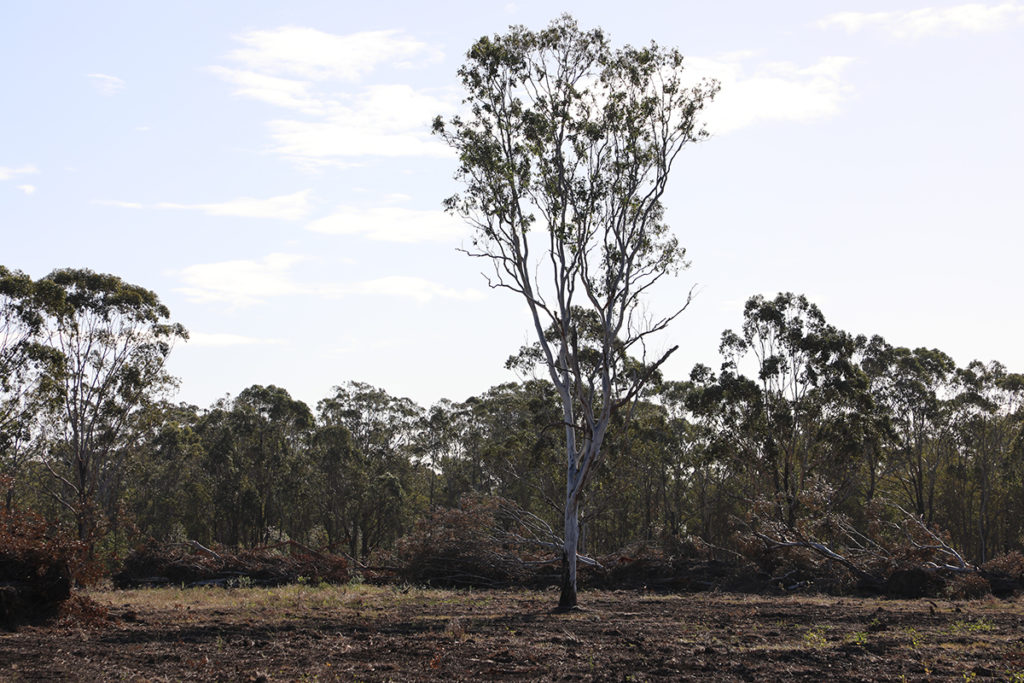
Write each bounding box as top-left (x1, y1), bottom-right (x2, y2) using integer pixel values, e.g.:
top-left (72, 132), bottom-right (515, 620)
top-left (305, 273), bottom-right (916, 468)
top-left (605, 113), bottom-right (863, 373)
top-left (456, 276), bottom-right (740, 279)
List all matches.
top-left (2, 584), bottom-right (1024, 681)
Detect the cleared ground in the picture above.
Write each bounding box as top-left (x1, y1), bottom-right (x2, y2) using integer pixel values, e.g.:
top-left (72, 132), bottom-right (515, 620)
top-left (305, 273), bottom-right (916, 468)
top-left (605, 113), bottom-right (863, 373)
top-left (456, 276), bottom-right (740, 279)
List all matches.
top-left (2, 584), bottom-right (1024, 681)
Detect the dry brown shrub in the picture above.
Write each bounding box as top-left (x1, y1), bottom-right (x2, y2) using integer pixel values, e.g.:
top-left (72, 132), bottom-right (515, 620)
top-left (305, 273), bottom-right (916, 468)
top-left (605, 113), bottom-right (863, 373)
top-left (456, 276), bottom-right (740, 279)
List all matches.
top-left (0, 506), bottom-right (97, 629)
top-left (980, 551), bottom-right (1024, 596)
top-left (944, 572), bottom-right (991, 600)
top-left (982, 551), bottom-right (1024, 580)
top-left (56, 593), bottom-right (111, 628)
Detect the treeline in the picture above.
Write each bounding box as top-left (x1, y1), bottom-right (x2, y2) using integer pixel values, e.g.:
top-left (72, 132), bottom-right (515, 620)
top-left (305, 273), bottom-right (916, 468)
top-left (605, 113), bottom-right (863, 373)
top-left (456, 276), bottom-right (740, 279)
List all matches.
top-left (2, 268), bottom-right (1023, 569)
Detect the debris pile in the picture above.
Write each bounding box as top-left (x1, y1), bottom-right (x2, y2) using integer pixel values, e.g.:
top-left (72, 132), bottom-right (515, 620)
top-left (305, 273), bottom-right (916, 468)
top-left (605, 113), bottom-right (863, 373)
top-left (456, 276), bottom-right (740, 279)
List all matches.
top-left (0, 508), bottom-right (79, 630)
top-left (113, 540), bottom-right (349, 588)
top-left (386, 499), bottom-right (540, 588)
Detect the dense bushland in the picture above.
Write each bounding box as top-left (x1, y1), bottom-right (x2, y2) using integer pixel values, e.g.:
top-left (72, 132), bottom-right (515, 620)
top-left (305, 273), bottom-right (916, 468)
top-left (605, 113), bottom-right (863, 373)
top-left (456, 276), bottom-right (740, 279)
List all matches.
top-left (3, 268), bottom-right (1024, 596)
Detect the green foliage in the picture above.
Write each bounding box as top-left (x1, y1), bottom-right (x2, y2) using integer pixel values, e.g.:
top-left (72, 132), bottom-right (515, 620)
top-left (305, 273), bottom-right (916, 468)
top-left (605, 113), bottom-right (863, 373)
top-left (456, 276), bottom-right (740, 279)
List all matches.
top-left (124, 401), bottom-right (213, 543)
top-left (3, 259), bottom-right (1024, 585)
top-left (315, 381), bottom-right (421, 560)
top-left (802, 626), bottom-right (829, 648)
top-left (200, 385), bottom-right (314, 547)
top-left (0, 267), bottom-right (60, 509)
top-left (0, 267), bottom-right (186, 557)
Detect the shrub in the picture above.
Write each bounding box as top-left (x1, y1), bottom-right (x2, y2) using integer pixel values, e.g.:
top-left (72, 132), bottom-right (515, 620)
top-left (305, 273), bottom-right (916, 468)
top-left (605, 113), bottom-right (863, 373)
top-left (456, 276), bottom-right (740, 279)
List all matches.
top-left (981, 551), bottom-right (1024, 596)
top-left (944, 572), bottom-right (991, 600)
top-left (0, 507), bottom-right (95, 629)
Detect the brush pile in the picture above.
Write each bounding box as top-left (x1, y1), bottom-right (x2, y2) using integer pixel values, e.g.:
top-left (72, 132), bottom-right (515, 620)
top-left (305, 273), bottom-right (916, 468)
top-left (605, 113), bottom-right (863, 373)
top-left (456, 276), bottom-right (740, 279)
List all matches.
top-left (386, 498), bottom-right (541, 588)
top-left (0, 508), bottom-right (81, 630)
top-left (113, 540), bottom-right (349, 588)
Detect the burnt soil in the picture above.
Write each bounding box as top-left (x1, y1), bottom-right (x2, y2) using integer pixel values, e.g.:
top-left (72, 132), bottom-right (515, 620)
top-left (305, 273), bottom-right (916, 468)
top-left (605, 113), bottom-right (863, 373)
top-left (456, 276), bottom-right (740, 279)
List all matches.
top-left (2, 585), bottom-right (1024, 681)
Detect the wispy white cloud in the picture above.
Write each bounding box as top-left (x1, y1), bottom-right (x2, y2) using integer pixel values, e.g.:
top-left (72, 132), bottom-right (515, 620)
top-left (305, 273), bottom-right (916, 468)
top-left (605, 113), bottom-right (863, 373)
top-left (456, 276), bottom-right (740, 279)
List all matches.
top-left (92, 199), bottom-right (144, 209)
top-left (819, 3), bottom-right (1024, 38)
top-left (342, 276), bottom-right (484, 303)
top-left (306, 205), bottom-right (466, 242)
top-left (175, 253), bottom-right (309, 306)
top-left (16, 185), bottom-right (36, 195)
top-left (187, 332), bottom-right (286, 347)
top-left (174, 253), bottom-right (483, 306)
top-left (265, 85), bottom-right (455, 165)
top-left (206, 66), bottom-right (324, 114)
top-left (94, 190), bottom-right (312, 219)
top-left (225, 27), bottom-right (442, 81)
top-left (87, 73), bottom-right (126, 95)
top-left (156, 189), bottom-right (312, 220)
top-left (688, 54), bottom-right (854, 133)
top-left (210, 27), bottom-right (454, 167)
top-left (0, 165), bottom-right (38, 181)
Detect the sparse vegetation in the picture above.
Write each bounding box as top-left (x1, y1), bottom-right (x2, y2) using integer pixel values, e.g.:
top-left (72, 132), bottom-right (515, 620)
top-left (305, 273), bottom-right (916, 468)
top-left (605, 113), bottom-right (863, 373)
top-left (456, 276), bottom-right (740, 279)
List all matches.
top-left (3, 585), bottom-right (1023, 680)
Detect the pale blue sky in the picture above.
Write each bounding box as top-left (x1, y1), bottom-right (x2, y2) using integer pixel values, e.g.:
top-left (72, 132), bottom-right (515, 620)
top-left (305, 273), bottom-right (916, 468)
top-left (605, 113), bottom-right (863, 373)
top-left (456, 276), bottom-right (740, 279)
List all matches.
top-left (3, 1), bottom-right (1022, 408)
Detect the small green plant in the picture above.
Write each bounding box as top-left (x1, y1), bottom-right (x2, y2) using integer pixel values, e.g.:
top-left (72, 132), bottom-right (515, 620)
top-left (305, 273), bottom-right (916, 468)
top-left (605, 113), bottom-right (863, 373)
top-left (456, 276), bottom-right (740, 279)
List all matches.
top-left (228, 576), bottom-right (254, 589)
top-left (849, 631), bottom-right (868, 647)
top-left (803, 627), bottom-right (828, 648)
top-left (902, 627), bottom-right (922, 649)
top-left (948, 618), bottom-right (995, 634)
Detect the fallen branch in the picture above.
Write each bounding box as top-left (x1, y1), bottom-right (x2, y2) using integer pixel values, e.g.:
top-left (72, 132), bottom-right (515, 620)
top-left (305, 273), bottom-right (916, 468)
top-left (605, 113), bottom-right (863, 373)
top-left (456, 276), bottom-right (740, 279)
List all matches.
top-left (891, 504), bottom-right (976, 573)
top-left (186, 540), bottom-right (221, 561)
top-left (753, 531), bottom-right (875, 581)
top-left (492, 498), bottom-right (604, 569)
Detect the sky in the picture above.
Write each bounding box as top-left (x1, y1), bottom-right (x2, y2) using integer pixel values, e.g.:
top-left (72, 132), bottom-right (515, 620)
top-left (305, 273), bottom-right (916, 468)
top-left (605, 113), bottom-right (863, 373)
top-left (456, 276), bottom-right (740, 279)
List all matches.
top-left (2, 1), bottom-right (1022, 411)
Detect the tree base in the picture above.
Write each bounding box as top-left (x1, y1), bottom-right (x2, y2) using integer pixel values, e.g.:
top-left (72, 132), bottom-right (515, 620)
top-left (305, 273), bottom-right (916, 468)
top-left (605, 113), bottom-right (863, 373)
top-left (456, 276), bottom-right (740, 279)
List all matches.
top-left (558, 549), bottom-right (577, 610)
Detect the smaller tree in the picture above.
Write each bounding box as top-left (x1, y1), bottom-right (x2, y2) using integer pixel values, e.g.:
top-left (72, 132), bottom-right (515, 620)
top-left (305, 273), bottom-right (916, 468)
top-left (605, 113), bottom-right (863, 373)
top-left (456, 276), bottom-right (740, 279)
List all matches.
top-left (316, 382), bottom-right (422, 561)
top-left (38, 269), bottom-right (186, 547)
top-left (0, 267), bottom-right (58, 509)
top-left (716, 293), bottom-right (868, 528)
top-left (125, 401), bottom-right (213, 544)
top-left (201, 385), bottom-right (314, 546)
top-left (862, 339), bottom-right (956, 523)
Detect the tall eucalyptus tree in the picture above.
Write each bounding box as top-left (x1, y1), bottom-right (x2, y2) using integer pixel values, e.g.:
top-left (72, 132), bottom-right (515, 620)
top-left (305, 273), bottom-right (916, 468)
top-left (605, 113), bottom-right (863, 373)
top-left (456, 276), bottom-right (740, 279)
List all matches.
top-left (435, 15), bottom-right (717, 607)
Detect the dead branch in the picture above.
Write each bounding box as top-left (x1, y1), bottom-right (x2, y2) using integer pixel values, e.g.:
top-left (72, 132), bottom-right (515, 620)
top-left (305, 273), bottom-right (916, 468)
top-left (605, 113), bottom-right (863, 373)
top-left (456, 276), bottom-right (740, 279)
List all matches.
top-left (891, 504), bottom-right (976, 572)
top-left (492, 498), bottom-right (604, 569)
top-left (185, 540), bottom-right (221, 561)
top-left (753, 531), bottom-right (874, 580)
